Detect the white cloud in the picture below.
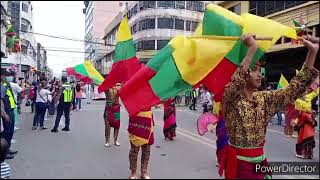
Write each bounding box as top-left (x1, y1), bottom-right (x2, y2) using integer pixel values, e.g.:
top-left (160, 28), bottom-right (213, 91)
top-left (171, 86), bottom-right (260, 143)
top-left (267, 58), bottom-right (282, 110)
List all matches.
top-left (32, 1), bottom-right (85, 77)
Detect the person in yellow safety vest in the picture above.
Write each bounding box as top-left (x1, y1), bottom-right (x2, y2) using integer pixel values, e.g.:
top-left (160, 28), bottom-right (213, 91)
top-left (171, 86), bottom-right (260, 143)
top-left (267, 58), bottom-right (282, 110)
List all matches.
top-left (51, 76), bottom-right (74, 133)
top-left (0, 68), bottom-right (18, 159)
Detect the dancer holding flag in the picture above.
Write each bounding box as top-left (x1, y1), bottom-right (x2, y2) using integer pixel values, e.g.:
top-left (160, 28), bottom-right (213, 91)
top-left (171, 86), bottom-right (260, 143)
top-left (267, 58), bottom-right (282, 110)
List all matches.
top-left (163, 98), bottom-right (176, 141)
top-left (220, 34), bottom-right (319, 179)
top-left (103, 83), bottom-right (121, 147)
top-left (294, 82), bottom-right (319, 159)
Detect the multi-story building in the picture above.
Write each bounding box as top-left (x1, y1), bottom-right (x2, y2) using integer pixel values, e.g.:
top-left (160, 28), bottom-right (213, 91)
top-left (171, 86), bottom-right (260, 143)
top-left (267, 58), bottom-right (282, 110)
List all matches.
top-left (37, 43), bottom-right (48, 76)
top-left (83, 1), bottom-right (124, 75)
top-left (1, 1), bottom-right (8, 57)
top-left (2, 1), bottom-right (39, 81)
top-left (215, 1), bottom-right (319, 86)
top-left (102, 1), bottom-right (209, 75)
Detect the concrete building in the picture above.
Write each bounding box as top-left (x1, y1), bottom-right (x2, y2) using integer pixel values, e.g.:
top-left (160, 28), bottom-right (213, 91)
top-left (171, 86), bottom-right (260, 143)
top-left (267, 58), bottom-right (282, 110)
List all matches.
top-left (215, 1), bottom-right (319, 86)
top-left (1, 1), bottom-right (8, 57)
top-left (2, 1), bottom-right (39, 82)
top-left (83, 1), bottom-right (124, 75)
top-left (101, 1), bottom-right (209, 75)
top-left (37, 42), bottom-right (48, 77)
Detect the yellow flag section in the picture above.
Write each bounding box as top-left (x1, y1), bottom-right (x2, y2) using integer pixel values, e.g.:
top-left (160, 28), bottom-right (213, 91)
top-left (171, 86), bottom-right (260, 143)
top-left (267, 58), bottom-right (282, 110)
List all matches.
top-left (170, 36), bottom-right (236, 85)
top-left (115, 16), bottom-right (132, 42)
top-left (83, 61), bottom-right (105, 84)
top-left (277, 74), bottom-right (289, 89)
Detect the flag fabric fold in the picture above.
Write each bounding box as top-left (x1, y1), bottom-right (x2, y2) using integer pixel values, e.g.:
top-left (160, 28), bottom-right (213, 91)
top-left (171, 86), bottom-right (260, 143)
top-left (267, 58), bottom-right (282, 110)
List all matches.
top-left (277, 74), bottom-right (289, 89)
top-left (120, 4), bottom-right (297, 116)
top-left (66, 61), bottom-right (104, 85)
top-left (98, 16), bottom-right (141, 93)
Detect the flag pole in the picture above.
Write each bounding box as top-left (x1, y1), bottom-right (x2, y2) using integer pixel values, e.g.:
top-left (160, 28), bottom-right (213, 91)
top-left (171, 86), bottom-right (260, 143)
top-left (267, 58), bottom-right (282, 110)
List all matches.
top-left (189, 35), bottom-right (273, 41)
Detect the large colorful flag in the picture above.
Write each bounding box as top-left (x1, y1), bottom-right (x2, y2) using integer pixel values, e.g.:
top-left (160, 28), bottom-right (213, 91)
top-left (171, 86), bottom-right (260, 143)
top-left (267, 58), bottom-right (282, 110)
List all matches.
top-left (67, 61), bottom-right (104, 84)
top-left (277, 74), bottom-right (289, 89)
top-left (98, 16), bottom-right (141, 93)
top-left (120, 4), bottom-right (296, 116)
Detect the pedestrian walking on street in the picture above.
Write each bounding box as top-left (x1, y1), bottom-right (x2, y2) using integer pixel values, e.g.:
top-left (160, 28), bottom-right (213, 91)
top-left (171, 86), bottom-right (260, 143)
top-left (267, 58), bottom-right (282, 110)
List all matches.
top-left (75, 83), bottom-right (84, 111)
top-left (220, 34), bottom-right (319, 179)
top-left (189, 89), bottom-right (197, 111)
top-left (32, 78), bottom-right (51, 130)
top-left (29, 82), bottom-right (37, 113)
top-left (128, 108), bottom-right (154, 179)
top-left (103, 83), bottom-right (121, 147)
top-left (7, 74), bottom-right (22, 130)
top-left (51, 76), bottom-right (74, 133)
top-left (163, 98), bottom-right (176, 141)
top-left (85, 84), bottom-right (92, 104)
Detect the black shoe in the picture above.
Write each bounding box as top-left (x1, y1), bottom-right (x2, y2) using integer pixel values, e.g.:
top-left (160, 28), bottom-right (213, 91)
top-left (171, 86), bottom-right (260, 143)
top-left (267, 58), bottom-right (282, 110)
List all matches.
top-left (51, 128), bottom-right (58, 133)
top-left (32, 126), bottom-right (37, 130)
top-left (9, 149), bottom-right (18, 155)
top-left (40, 126), bottom-right (48, 130)
top-left (62, 127), bottom-right (70, 131)
top-left (6, 154), bottom-right (14, 159)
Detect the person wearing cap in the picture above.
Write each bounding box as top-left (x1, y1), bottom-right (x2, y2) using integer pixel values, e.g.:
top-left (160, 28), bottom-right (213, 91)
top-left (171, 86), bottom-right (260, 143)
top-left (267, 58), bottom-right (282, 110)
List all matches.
top-left (0, 68), bottom-right (18, 159)
top-left (51, 76), bottom-right (74, 133)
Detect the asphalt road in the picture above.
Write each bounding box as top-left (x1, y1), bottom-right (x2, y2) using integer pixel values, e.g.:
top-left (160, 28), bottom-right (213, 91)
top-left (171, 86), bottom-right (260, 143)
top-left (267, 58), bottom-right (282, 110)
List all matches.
top-left (7, 101), bottom-right (319, 179)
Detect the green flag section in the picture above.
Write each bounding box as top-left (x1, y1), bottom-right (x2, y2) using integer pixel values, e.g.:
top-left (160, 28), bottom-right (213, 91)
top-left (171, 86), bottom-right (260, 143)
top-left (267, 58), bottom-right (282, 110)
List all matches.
top-left (119, 3), bottom-right (296, 116)
top-left (277, 74), bottom-right (289, 89)
top-left (98, 16), bottom-right (141, 93)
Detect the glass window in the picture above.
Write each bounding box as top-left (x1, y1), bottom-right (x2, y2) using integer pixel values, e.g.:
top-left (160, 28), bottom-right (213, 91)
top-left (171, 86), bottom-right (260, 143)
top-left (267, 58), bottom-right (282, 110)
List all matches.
top-left (186, 1), bottom-right (204, 12)
top-left (22, 3), bottom-right (28, 13)
top-left (21, 24), bottom-right (28, 32)
top-left (21, 45), bottom-right (27, 54)
top-left (137, 40), bottom-right (155, 51)
top-left (157, 1), bottom-right (175, 8)
top-left (138, 19), bottom-right (155, 31)
top-left (157, 18), bottom-right (174, 29)
top-left (157, 40), bottom-right (170, 50)
top-left (175, 18), bottom-right (184, 30)
top-left (186, 20), bottom-right (191, 31)
top-left (252, 1), bottom-right (308, 16)
top-left (176, 1), bottom-right (185, 9)
top-left (228, 3), bottom-right (241, 15)
top-left (191, 21), bottom-right (198, 32)
top-left (139, 1), bottom-right (155, 10)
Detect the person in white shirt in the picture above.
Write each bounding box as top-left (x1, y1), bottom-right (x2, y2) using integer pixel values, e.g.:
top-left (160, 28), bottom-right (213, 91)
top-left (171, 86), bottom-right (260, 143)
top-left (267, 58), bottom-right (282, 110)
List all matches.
top-left (199, 86), bottom-right (213, 113)
top-left (85, 84), bottom-right (92, 104)
top-left (32, 78), bottom-right (52, 130)
top-left (7, 76), bottom-right (22, 130)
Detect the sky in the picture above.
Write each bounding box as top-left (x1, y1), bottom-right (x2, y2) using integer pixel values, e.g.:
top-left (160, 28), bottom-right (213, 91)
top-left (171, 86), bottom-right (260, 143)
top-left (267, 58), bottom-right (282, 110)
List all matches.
top-left (32, 1), bottom-right (85, 77)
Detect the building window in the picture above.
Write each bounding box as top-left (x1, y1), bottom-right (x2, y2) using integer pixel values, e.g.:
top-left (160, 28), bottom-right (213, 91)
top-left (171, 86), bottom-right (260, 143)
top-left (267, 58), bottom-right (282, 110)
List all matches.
top-left (176, 1), bottom-right (185, 9)
top-left (228, 3), bottom-right (241, 15)
top-left (131, 23), bottom-right (137, 34)
top-left (21, 24), bottom-right (28, 32)
top-left (186, 1), bottom-right (204, 12)
top-left (157, 1), bottom-right (175, 8)
top-left (137, 40), bottom-right (155, 51)
top-left (139, 1), bottom-right (156, 10)
top-left (186, 20), bottom-right (191, 31)
top-left (191, 21), bottom-right (198, 32)
top-left (157, 40), bottom-right (170, 50)
top-left (138, 18), bottom-right (155, 31)
top-left (22, 3), bottom-right (28, 13)
top-left (21, 45), bottom-right (27, 54)
top-left (249, 1), bottom-right (308, 17)
top-left (174, 18), bottom-right (184, 30)
top-left (157, 18), bottom-right (174, 29)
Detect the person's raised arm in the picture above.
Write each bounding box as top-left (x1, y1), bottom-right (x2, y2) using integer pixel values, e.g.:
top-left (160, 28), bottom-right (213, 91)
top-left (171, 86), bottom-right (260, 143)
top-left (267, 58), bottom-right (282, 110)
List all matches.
top-left (222, 34), bottom-right (257, 107)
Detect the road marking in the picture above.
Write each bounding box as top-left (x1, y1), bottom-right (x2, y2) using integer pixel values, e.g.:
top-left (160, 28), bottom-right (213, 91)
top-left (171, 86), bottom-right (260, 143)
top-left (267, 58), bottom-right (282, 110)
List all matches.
top-left (154, 122), bottom-right (216, 149)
